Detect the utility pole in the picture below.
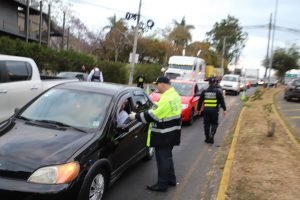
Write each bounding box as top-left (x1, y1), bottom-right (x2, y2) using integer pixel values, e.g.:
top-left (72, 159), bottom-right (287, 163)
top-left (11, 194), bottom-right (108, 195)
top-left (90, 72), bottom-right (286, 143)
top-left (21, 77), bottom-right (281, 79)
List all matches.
top-left (61, 11), bottom-right (66, 50)
top-left (221, 36), bottom-right (226, 76)
top-left (264, 13), bottom-right (272, 82)
top-left (38, 1), bottom-right (43, 45)
top-left (268, 0), bottom-right (278, 87)
top-left (128, 0), bottom-right (142, 85)
top-left (47, 4), bottom-right (51, 46)
top-left (25, 0), bottom-right (30, 42)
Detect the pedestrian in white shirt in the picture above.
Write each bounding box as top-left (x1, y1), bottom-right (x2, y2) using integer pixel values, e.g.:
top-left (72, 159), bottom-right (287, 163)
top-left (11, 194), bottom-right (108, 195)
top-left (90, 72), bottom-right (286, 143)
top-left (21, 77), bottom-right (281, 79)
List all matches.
top-left (87, 67), bottom-right (104, 82)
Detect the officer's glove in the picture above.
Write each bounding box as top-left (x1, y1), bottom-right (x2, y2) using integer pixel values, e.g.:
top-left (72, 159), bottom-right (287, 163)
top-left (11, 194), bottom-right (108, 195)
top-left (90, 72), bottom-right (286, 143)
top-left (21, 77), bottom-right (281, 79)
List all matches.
top-left (129, 112), bottom-right (137, 120)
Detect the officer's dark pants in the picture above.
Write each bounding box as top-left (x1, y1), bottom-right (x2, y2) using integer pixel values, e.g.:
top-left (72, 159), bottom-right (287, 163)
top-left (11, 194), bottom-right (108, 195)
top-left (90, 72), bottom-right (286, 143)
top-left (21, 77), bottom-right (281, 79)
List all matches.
top-left (203, 109), bottom-right (219, 140)
top-left (155, 146), bottom-right (176, 188)
top-left (137, 82), bottom-right (144, 88)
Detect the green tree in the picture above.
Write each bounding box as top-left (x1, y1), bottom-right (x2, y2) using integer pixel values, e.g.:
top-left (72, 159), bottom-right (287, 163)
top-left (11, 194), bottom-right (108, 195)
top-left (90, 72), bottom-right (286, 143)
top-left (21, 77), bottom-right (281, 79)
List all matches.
top-left (263, 45), bottom-right (300, 79)
top-left (103, 15), bottom-right (129, 62)
top-left (206, 15), bottom-right (247, 64)
top-left (168, 17), bottom-right (195, 51)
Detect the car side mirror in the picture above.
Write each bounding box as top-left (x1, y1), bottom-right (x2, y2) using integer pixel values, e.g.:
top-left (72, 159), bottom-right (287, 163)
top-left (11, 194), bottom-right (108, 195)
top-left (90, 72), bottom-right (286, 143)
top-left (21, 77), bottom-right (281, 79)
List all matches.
top-left (116, 124), bottom-right (129, 133)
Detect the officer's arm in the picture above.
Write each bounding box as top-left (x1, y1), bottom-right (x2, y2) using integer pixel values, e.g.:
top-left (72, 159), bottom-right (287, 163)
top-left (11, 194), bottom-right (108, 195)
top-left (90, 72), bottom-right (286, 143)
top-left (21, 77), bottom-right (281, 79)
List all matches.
top-left (217, 91), bottom-right (227, 111)
top-left (197, 91), bottom-right (205, 111)
top-left (135, 101), bottom-right (166, 124)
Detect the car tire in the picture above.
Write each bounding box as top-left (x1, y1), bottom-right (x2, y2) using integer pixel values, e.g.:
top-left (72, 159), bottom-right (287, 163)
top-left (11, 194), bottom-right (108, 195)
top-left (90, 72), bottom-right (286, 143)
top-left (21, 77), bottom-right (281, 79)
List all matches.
top-left (78, 166), bottom-right (108, 200)
top-left (188, 108), bottom-right (194, 125)
top-left (143, 147), bottom-right (155, 161)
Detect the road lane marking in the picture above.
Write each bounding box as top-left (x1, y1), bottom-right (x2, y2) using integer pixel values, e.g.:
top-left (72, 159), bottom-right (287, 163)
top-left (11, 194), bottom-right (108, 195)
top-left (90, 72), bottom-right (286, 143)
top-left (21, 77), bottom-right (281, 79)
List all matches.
top-left (273, 103), bottom-right (300, 150)
top-left (281, 109), bottom-right (300, 112)
top-left (288, 116), bottom-right (300, 119)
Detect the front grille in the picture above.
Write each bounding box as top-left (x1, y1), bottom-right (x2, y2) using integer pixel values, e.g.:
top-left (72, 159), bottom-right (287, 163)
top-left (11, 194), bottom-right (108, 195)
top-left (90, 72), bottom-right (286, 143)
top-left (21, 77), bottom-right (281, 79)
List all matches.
top-left (0, 170), bottom-right (31, 180)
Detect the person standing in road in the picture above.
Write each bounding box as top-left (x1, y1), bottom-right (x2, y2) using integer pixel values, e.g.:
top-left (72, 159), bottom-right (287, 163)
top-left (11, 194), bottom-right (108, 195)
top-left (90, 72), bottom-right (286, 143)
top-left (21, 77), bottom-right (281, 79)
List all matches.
top-left (197, 77), bottom-right (227, 144)
top-left (136, 74), bottom-right (145, 88)
top-left (87, 66), bottom-right (104, 82)
top-left (129, 76), bottom-right (182, 192)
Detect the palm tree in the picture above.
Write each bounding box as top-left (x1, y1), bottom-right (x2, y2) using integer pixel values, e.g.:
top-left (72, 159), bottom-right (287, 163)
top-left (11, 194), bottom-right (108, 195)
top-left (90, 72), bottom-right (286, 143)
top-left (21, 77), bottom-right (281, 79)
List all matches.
top-left (103, 15), bottom-right (129, 62)
top-left (168, 17), bottom-right (195, 50)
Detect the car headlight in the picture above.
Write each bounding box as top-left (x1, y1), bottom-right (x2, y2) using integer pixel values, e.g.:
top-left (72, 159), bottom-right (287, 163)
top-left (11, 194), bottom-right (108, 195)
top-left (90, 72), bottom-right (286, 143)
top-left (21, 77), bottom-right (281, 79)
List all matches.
top-left (27, 162), bottom-right (80, 184)
top-left (182, 104), bottom-right (188, 109)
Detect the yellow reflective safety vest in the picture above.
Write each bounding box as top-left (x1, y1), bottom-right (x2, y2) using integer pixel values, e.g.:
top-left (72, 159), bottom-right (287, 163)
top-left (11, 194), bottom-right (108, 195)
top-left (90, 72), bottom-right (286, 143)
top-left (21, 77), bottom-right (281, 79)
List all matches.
top-left (136, 87), bottom-right (182, 147)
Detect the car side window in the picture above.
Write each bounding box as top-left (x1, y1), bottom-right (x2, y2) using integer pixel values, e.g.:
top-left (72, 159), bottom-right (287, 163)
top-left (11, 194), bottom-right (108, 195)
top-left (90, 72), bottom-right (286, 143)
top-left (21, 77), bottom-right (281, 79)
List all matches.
top-left (132, 91), bottom-right (151, 112)
top-left (116, 97), bottom-right (132, 126)
top-left (5, 61), bottom-right (32, 82)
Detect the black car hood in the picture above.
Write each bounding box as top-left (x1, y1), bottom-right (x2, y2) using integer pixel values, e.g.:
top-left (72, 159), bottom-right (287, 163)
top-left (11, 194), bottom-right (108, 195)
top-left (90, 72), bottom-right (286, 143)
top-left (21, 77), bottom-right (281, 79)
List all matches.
top-left (0, 120), bottom-right (94, 174)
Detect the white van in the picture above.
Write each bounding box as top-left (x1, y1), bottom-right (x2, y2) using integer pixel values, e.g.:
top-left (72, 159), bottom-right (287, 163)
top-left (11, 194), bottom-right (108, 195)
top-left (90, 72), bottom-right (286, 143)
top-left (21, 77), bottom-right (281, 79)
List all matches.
top-left (220, 74), bottom-right (241, 95)
top-left (164, 56), bottom-right (206, 81)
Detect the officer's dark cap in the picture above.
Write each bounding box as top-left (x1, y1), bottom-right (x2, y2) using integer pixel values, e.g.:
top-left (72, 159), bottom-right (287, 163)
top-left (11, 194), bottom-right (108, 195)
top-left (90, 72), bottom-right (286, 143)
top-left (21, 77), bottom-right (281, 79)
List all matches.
top-left (153, 76), bottom-right (170, 85)
top-left (208, 77), bottom-right (217, 85)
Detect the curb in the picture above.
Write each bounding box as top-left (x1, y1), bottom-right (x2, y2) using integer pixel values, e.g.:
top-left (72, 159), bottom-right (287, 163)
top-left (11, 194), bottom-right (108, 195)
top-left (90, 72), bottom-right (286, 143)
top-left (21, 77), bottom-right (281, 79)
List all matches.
top-left (216, 107), bottom-right (245, 200)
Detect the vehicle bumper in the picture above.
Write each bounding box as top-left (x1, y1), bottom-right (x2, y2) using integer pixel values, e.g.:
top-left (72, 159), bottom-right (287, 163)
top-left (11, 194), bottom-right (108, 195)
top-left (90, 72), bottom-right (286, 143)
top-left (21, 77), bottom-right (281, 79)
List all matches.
top-left (0, 176), bottom-right (77, 199)
top-left (181, 107), bottom-right (191, 122)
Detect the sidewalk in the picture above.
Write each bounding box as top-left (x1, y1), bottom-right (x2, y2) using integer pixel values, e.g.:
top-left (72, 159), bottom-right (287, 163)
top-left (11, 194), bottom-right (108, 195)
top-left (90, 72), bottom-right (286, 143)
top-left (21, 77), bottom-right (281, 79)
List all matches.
top-left (217, 87), bottom-right (300, 200)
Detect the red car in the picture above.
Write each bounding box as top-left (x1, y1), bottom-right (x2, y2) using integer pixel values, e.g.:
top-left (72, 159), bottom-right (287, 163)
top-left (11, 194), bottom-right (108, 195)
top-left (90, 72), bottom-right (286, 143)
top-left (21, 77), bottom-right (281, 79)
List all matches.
top-left (149, 79), bottom-right (202, 125)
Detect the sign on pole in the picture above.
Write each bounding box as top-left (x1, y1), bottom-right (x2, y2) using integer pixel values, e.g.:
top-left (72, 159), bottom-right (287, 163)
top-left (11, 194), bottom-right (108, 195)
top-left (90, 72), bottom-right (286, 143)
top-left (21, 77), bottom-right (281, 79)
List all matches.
top-left (129, 53), bottom-right (139, 64)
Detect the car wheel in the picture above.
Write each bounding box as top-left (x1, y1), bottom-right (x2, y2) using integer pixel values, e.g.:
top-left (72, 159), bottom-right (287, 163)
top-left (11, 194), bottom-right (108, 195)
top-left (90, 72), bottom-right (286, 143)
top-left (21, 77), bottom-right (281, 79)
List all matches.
top-left (78, 167), bottom-right (107, 200)
top-left (144, 147), bottom-right (155, 161)
top-left (188, 108), bottom-right (194, 125)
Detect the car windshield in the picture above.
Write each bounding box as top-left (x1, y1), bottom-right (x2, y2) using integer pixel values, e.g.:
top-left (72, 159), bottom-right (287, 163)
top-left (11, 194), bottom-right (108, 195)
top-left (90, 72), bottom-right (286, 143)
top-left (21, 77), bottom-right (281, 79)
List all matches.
top-left (20, 88), bottom-right (112, 130)
top-left (171, 82), bottom-right (193, 96)
top-left (168, 64), bottom-right (193, 70)
top-left (293, 79), bottom-right (300, 86)
top-left (197, 82), bottom-right (209, 90)
top-left (57, 72), bottom-right (78, 78)
top-left (223, 76), bottom-right (237, 82)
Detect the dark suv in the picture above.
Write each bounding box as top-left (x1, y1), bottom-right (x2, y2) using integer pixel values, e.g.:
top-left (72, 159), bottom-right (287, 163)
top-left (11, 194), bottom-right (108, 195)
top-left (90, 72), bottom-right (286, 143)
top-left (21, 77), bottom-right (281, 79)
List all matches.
top-left (284, 78), bottom-right (300, 101)
top-left (0, 82), bottom-right (154, 200)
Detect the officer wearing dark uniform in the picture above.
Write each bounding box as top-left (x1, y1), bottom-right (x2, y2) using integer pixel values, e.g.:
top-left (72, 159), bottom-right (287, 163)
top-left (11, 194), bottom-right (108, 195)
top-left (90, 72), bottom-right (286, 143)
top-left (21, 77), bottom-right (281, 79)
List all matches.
top-left (197, 77), bottom-right (227, 144)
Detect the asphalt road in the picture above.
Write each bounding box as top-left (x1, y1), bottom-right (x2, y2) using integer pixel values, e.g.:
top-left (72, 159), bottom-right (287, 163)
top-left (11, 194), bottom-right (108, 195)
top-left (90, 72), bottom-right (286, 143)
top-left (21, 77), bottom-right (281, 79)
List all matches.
top-left (276, 90), bottom-right (300, 139)
top-left (104, 88), bottom-right (256, 200)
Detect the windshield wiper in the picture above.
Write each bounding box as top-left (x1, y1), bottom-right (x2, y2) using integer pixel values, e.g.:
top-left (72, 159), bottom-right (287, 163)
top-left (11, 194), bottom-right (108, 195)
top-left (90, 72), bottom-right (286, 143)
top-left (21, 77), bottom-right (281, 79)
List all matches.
top-left (15, 116), bottom-right (31, 121)
top-left (35, 120), bottom-right (87, 133)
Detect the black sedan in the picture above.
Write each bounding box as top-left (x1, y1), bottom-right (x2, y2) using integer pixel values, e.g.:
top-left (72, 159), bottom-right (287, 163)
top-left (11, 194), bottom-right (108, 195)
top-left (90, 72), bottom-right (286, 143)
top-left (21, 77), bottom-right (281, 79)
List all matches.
top-left (284, 78), bottom-right (300, 101)
top-left (0, 82), bottom-right (154, 200)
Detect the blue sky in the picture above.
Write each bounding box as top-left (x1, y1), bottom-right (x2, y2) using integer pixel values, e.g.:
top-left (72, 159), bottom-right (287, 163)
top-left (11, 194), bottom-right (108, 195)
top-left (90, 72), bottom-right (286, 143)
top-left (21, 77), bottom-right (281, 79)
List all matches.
top-left (67, 0), bottom-right (300, 76)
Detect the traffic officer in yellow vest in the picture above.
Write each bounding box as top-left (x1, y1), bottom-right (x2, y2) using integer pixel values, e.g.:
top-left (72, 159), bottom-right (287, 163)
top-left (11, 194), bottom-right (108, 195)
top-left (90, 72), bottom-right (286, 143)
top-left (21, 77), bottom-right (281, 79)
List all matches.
top-left (129, 76), bottom-right (182, 192)
top-left (197, 77), bottom-right (227, 144)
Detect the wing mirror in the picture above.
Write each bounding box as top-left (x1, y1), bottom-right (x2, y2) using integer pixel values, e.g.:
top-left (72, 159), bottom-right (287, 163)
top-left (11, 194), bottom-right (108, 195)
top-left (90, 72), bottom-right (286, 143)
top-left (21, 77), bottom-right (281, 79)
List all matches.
top-left (116, 124), bottom-right (129, 133)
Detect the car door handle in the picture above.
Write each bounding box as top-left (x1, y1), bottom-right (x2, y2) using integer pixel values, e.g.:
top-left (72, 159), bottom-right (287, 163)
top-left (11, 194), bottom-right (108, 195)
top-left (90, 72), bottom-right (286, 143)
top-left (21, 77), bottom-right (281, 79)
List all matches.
top-left (0, 89), bottom-right (8, 94)
top-left (134, 135), bottom-right (138, 139)
top-left (30, 86), bottom-right (39, 90)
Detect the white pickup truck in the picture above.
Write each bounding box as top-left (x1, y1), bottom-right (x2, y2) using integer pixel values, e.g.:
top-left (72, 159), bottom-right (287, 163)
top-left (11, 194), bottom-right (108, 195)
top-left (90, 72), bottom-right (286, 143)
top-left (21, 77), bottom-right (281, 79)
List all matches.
top-left (0, 54), bottom-right (77, 122)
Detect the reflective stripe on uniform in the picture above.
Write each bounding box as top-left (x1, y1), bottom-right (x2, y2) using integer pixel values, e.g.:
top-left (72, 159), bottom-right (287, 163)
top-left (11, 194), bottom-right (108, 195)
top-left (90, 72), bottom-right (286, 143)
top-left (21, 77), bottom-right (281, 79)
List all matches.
top-left (204, 99), bottom-right (217, 103)
top-left (151, 126), bottom-right (181, 134)
top-left (204, 104), bottom-right (217, 107)
top-left (140, 112), bottom-right (147, 124)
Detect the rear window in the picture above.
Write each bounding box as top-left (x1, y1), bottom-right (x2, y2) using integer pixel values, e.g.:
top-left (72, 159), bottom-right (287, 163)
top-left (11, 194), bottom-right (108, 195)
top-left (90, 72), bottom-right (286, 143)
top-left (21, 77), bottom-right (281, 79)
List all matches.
top-left (222, 76), bottom-right (238, 82)
top-left (171, 82), bottom-right (193, 96)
